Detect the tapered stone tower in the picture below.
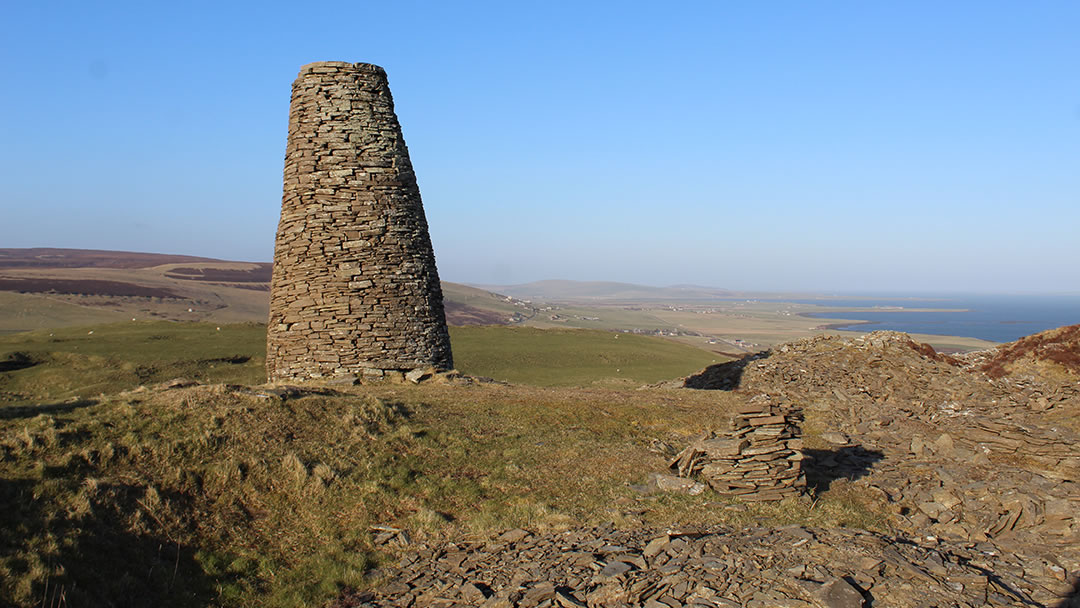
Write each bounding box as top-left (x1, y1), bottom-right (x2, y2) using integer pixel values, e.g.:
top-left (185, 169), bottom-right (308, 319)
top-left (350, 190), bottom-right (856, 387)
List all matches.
top-left (267, 61), bottom-right (453, 381)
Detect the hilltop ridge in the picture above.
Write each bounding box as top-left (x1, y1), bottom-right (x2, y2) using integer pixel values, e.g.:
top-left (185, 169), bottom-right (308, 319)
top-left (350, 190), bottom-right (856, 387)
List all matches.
top-left (1, 319), bottom-right (1078, 606)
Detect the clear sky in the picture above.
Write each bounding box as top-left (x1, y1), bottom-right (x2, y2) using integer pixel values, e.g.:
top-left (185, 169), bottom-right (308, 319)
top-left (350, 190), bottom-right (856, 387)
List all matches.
top-left (2, 1), bottom-right (1078, 294)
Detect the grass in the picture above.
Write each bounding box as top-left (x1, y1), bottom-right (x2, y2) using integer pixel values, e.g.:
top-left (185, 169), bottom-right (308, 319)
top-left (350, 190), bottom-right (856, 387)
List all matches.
top-left (0, 322), bottom-right (727, 403)
top-left (0, 291), bottom-right (128, 333)
top-left (448, 326), bottom-right (725, 386)
top-left (0, 322), bottom-right (266, 404)
top-left (0, 321), bottom-right (890, 607)
top-left (0, 386), bottom-right (399, 606)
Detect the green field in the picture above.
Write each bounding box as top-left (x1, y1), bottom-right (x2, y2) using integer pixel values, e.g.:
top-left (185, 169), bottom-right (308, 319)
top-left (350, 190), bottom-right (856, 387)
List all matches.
top-left (0, 322), bottom-right (726, 405)
top-left (449, 326), bottom-right (724, 386)
top-left (0, 322), bottom-right (267, 404)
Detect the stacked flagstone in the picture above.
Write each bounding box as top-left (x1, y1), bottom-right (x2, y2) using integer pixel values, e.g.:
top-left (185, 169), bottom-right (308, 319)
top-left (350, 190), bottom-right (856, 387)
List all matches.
top-left (670, 401), bottom-right (805, 501)
top-left (267, 62), bottom-right (453, 382)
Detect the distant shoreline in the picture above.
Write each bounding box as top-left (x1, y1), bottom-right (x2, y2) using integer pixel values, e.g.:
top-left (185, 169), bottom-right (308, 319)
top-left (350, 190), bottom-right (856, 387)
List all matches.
top-left (796, 313), bottom-right (878, 332)
top-left (807, 318), bottom-right (878, 331)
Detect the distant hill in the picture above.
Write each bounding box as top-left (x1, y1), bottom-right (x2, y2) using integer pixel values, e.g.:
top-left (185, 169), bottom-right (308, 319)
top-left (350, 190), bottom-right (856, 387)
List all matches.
top-left (0, 249), bottom-right (272, 332)
top-left (473, 279), bottom-right (735, 302)
top-left (440, 282), bottom-right (525, 326)
top-left (0, 248), bottom-right (518, 332)
top-left (0, 248), bottom-right (225, 269)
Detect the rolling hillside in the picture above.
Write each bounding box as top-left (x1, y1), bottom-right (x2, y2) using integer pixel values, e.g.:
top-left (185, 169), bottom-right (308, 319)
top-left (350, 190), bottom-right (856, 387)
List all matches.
top-left (0, 248), bottom-right (523, 333)
top-left (474, 279), bottom-right (736, 302)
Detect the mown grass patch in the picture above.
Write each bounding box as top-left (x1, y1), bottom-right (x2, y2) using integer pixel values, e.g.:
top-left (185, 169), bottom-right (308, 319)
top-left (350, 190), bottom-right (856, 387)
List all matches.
top-left (448, 326), bottom-right (724, 386)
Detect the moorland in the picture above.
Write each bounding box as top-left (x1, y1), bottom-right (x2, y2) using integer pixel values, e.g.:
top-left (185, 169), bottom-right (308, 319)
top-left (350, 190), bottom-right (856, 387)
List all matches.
top-left (0, 248), bottom-right (994, 354)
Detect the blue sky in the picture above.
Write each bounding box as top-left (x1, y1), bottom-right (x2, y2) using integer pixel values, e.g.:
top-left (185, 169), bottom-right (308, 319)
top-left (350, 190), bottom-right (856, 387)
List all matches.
top-left (2, 1), bottom-right (1078, 293)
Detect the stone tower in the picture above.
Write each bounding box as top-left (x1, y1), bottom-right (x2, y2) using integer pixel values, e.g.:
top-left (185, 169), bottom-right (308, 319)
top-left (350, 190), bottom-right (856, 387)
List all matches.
top-left (267, 61), bottom-right (453, 382)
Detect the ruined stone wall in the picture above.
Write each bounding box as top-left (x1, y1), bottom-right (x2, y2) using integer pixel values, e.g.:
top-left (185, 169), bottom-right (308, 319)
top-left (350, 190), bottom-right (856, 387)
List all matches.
top-left (267, 61), bottom-right (453, 381)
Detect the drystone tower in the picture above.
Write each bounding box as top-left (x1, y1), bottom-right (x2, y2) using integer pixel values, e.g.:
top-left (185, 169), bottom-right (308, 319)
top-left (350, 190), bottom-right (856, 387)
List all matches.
top-left (267, 61), bottom-right (453, 381)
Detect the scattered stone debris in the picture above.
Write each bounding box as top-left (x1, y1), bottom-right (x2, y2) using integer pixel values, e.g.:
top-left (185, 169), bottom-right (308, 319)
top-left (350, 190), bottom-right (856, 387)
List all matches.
top-left (371, 525), bottom-right (412, 548)
top-left (643, 473), bottom-right (706, 495)
top-left (669, 397), bottom-right (805, 501)
top-left (406, 368), bottom-right (435, 384)
top-left (677, 330), bottom-right (1080, 606)
top-left (331, 328), bottom-right (1080, 608)
top-left (228, 384), bottom-right (341, 401)
top-left (334, 524), bottom-right (1075, 608)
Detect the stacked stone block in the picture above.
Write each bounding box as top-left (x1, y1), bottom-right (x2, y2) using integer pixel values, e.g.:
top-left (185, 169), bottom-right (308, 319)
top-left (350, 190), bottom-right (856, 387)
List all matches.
top-left (670, 402), bottom-right (805, 501)
top-left (267, 61), bottom-right (453, 381)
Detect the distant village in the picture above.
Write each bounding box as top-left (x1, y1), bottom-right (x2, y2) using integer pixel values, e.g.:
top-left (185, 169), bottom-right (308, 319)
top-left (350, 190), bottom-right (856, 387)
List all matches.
top-left (496, 296), bottom-right (760, 350)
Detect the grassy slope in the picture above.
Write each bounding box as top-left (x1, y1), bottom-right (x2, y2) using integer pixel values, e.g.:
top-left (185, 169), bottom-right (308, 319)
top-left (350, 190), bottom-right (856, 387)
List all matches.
top-left (0, 323), bottom-right (726, 404)
top-left (0, 321), bottom-right (887, 606)
top-left (440, 282), bottom-right (520, 316)
top-left (0, 388), bottom-right (883, 607)
top-left (0, 249), bottom-right (997, 353)
top-left (525, 304), bottom-right (672, 331)
top-left (480, 280), bottom-right (731, 301)
top-left (0, 265), bottom-right (271, 324)
top-left (0, 322), bottom-right (267, 403)
top-left (0, 292), bottom-right (129, 334)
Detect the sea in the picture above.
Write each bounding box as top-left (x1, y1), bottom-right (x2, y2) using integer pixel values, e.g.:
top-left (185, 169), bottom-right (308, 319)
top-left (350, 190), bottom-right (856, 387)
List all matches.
top-left (790, 294), bottom-right (1080, 343)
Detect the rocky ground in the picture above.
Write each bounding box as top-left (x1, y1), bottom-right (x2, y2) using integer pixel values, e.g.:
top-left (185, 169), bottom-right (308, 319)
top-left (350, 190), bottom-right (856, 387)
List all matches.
top-left (334, 327), bottom-right (1079, 608)
top-left (337, 523), bottom-right (1075, 608)
top-left (689, 331), bottom-right (1079, 583)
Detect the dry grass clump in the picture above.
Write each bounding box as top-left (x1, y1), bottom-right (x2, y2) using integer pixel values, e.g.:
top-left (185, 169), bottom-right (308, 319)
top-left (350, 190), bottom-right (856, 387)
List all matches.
top-left (0, 385), bottom-right (407, 607)
top-left (353, 383), bottom-right (889, 536)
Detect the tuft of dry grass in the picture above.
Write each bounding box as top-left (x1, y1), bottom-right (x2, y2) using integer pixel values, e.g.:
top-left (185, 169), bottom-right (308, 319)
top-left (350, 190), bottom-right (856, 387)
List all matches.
top-left (0, 385), bottom-right (405, 606)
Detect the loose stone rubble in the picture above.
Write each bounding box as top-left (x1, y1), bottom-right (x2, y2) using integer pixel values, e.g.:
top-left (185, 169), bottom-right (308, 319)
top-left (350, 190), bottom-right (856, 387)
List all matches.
top-left (681, 330), bottom-right (1080, 605)
top-left (333, 328), bottom-right (1080, 607)
top-left (336, 524), bottom-right (1073, 608)
top-left (669, 399), bottom-right (806, 501)
top-left (267, 62), bottom-right (453, 382)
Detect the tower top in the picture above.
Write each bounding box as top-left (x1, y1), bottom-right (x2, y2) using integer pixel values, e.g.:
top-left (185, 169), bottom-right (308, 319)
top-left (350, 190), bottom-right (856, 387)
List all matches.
top-left (296, 61), bottom-right (386, 78)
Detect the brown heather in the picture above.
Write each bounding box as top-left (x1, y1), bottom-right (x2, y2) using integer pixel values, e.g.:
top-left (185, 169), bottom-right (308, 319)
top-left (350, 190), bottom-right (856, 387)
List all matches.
top-left (980, 323), bottom-right (1080, 378)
